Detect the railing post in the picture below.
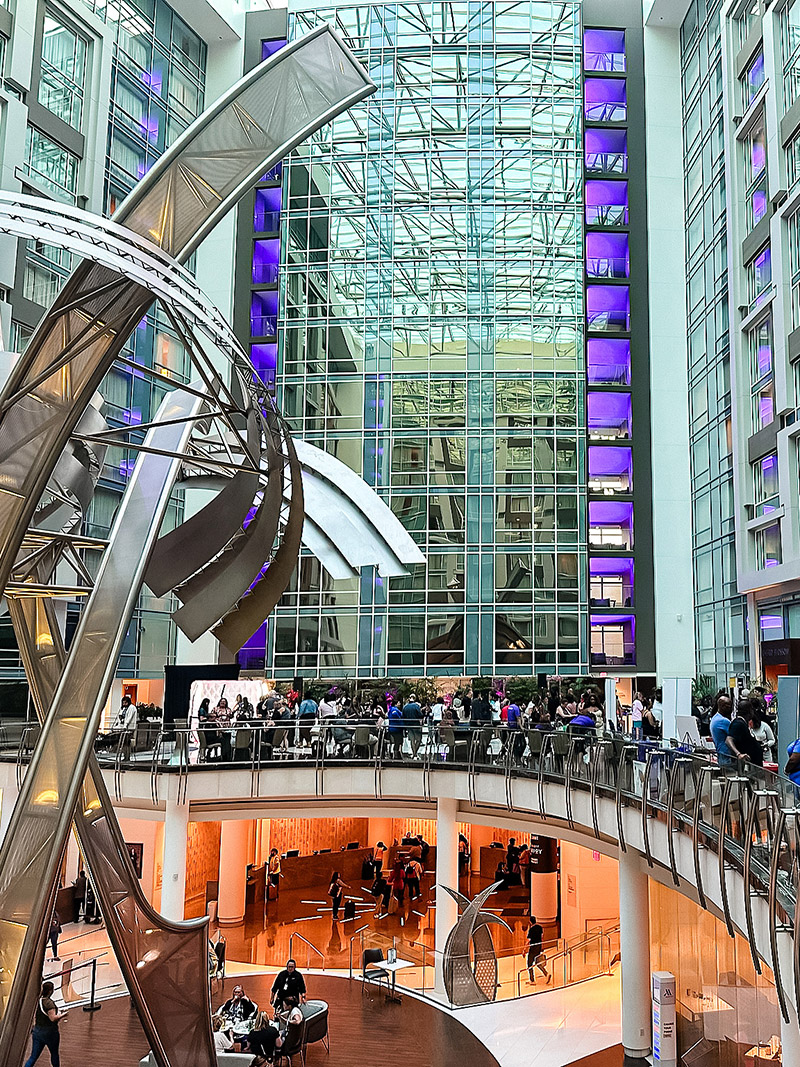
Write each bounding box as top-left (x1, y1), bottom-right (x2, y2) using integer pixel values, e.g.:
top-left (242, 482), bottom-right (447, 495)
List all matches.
top-left (82, 957), bottom-right (101, 1013)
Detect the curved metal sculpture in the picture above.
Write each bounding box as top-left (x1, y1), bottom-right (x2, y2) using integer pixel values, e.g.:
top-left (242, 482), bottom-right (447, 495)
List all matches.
top-left (442, 882), bottom-right (512, 1006)
top-left (0, 25), bottom-right (377, 1067)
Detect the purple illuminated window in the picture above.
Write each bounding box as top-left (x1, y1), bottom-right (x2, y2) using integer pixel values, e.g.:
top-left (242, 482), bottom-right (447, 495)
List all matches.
top-left (589, 500), bottom-right (634, 548)
top-left (583, 28), bottom-right (626, 72)
top-left (590, 557), bottom-right (634, 607)
top-left (751, 180), bottom-right (768, 227)
top-left (140, 69), bottom-right (163, 96)
top-left (254, 186), bottom-right (282, 232)
top-left (749, 246), bottom-right (771, 304)
top-left (587, 338), bottom-right (631, 385)
top-left (251, 343), bottom-right (277, 390)
top-left (755, 380), bottom-right (775, 428)
top-left (251, 290), bottom-right (278, 337)
top-left (585, 180), bottom-right (628, 226)
top-left (587, 285), bottom-right (630, 332)
top-left (584, 78), bottom-right (627, 122)
top-left (588, 446), bottom-right (632, 492)
top-left (743, 49), bottom-right (765, 106)
top-left (757, 521), bottom-right (782, 568)
top-left (590, 614), bottom-right (635, 664)
top-left (760, 453), bottom-right (778, 498)
top-left (586, 128), bottom-right (627, 174)
top-left (587, 392), bottom-right (632, 438)
top-left (586, 232), bottom-right (629, 279)
top-left (262, 38), bottom-right (287, 60)
top-left (252, 238), bottom-right (280, 284)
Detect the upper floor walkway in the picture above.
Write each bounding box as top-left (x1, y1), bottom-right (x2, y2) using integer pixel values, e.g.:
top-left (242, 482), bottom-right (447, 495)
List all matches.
top-left (1, 720), bottom-right (798, 1023)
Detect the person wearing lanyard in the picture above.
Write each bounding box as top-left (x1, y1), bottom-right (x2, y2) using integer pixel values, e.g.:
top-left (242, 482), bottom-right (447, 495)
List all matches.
top-left (270, 958), bottom-right (307, 1014)
top-left (23, 981), bottom-right (67, 1067)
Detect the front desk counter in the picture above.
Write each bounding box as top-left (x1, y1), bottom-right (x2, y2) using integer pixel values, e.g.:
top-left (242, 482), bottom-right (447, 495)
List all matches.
top-left (274, 844), bottom-right (438, 892)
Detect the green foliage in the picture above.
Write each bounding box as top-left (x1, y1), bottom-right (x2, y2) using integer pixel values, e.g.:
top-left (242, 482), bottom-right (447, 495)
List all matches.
top-left (692, 675), bottom-right (717, 702)
top-left (505, 677), bottom-right (539, 704)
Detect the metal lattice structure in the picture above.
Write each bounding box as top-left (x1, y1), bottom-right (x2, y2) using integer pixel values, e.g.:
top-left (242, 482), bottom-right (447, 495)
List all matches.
top-left (0, 25), bottom-right (379, 1067)
top-left (442, 881), bottom-right (511, 1006)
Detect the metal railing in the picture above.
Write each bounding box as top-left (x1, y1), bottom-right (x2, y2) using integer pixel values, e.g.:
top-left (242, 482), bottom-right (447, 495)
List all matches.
top-left (289, 932), bottom-right (325, 972)
top-left (7, 718), bottom-right (800, 1020)
top-left (515, 922), bottom-right (620, 997)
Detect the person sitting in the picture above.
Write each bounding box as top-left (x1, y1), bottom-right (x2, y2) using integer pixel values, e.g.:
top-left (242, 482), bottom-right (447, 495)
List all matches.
top-left (216, 983), bottom-right (257, 1028)
top-left (212, 1015), bottom-right (234, 1054)
top-left (248, 1006), bottom-right (303, 1067)
top-left (270, 959), bottom-right (307, 1014)
top-left (96, 695), bottom-right (138, 749)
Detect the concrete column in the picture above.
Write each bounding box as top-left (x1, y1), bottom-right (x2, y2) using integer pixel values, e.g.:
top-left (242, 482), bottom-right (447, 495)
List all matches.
top-left (434, 796), bottom-right (459, 995)
top-left (781, 1001), bottom-right (800, 1064)
top-left (217, 819), bottom-right (250, 926)
top-left (619, 849), bottom-right (651, 1059)
top-left (160, 789), bottom-right (189, 921)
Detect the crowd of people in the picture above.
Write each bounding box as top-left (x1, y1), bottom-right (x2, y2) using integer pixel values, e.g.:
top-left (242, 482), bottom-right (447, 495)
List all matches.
top-left (94, 679), bottom-right (798, 783)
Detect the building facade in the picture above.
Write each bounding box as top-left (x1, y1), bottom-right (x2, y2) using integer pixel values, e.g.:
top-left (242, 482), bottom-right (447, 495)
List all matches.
top-left (244, 0), bottom-right (662, 683)
top-left (0, 0), bottom-right (245, 681)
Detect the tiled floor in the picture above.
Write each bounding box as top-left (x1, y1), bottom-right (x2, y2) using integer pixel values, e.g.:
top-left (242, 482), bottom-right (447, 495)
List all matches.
top-left (452, 971), bottom-right (622, 1067)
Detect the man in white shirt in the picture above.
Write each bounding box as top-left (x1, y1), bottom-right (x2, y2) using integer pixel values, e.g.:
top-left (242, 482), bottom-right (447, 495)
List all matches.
top-left (96, 696), bottom-right (137, 749)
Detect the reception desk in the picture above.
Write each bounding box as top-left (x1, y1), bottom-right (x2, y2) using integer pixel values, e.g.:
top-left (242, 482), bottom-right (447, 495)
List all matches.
top-left (277, 847), bottom-right (375, 891)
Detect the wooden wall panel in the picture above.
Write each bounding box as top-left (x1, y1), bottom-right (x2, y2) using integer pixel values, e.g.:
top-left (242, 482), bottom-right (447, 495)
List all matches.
top-left (260, 817), bottom-right (370, 858)
top-left (184, 821), bottom-right (221, 918)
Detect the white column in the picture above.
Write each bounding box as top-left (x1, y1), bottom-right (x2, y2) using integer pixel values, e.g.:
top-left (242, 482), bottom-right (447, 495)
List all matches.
top-left (217, 819), bottom-right (250, 926)
top-left (781, 1001), bottom-right (800, 1064)
top-left (619, 849), bottom-right (651, 1059)
top-left (160, 787), bottom-right (189, 922)
top-left (434, 796), bottom-right (459, 995)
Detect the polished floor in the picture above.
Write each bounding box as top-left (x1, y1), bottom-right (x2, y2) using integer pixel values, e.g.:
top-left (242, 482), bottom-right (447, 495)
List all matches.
top-left (54, 972), bottom-right (502, 1067)
top-left (456, 972), bottom-right (623, 1067)
top-left (223, 869), bottom-right (557, 981)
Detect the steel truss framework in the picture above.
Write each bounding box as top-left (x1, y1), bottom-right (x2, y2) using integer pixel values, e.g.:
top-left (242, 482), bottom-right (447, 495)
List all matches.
top-left (0, 26), bottom-right (378, 1067)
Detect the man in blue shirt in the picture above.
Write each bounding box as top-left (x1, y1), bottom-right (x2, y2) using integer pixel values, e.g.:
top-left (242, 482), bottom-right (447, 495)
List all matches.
top-left (298, 693), bottom-right (318, 750)
top-left (709, 695), bottom-right (733, 766)
top-left (402, 694), bottom-right (423, 758)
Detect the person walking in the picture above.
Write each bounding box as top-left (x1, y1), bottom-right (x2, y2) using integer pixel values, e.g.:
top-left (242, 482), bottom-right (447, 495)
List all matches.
top-left (526, 917), bottom-right (551, 984)
top-left (405, 856), bottom-right (423, 900)
top-left (48, 912), bottom-right (61, 962)
top-left (23, 981), bottom-right (67, 1067)
top-left (328, 871), bottom-right (349, 920)
top-left (71, 869), bottom-right (86, 924)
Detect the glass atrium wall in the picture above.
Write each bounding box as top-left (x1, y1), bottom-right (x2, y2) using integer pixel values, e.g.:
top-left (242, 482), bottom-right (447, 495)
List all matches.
top-left (681, 0), bottom-right (749, 683)
top-left (271, 1), bottom-right (585, 678)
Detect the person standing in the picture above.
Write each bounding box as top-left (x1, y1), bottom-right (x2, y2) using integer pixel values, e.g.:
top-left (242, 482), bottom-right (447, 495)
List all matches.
top-left (72, 869), bottom-right (86, 924)
top-left (328, 871), bottom-right (349, 920)
top-left (268, 848), bottom-right (281, 898)
top-left (710, 695), bottom-right (734, 767)
top-left (405, 856), bottom-right (423, 900)
top-left (297, 692), bottom-right (318, 750)
top-left (526, 917), bottom-right (550, 984)
top-left (401, 694), bottom-right (423, 758)
top-left (726, 699), bottom-right (763, 767)
top-left (48, 913), bottom-right (61, 962)
top-left (751, 707), bottom-right (776, 762)
top-left (23, 981), bottom-right (67, 1067)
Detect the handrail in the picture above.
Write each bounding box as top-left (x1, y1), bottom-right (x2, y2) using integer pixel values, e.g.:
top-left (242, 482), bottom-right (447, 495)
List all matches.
top-left (22, 719), bottom-right (799, 1019)
top-left (289, 931), bottom-right (324, 970)
top-left (347, 925), bottom-right (370, 978)
top-left (515, 923), bottom-right (619, 997)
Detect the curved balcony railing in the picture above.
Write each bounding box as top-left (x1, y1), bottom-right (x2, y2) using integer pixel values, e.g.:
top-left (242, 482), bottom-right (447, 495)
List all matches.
top-left (6, 718), bottom-right (797, 1021)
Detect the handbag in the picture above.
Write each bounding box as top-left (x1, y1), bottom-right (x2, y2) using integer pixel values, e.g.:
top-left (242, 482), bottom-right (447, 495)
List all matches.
top-left (388, 895), bottom-right (399, 915)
